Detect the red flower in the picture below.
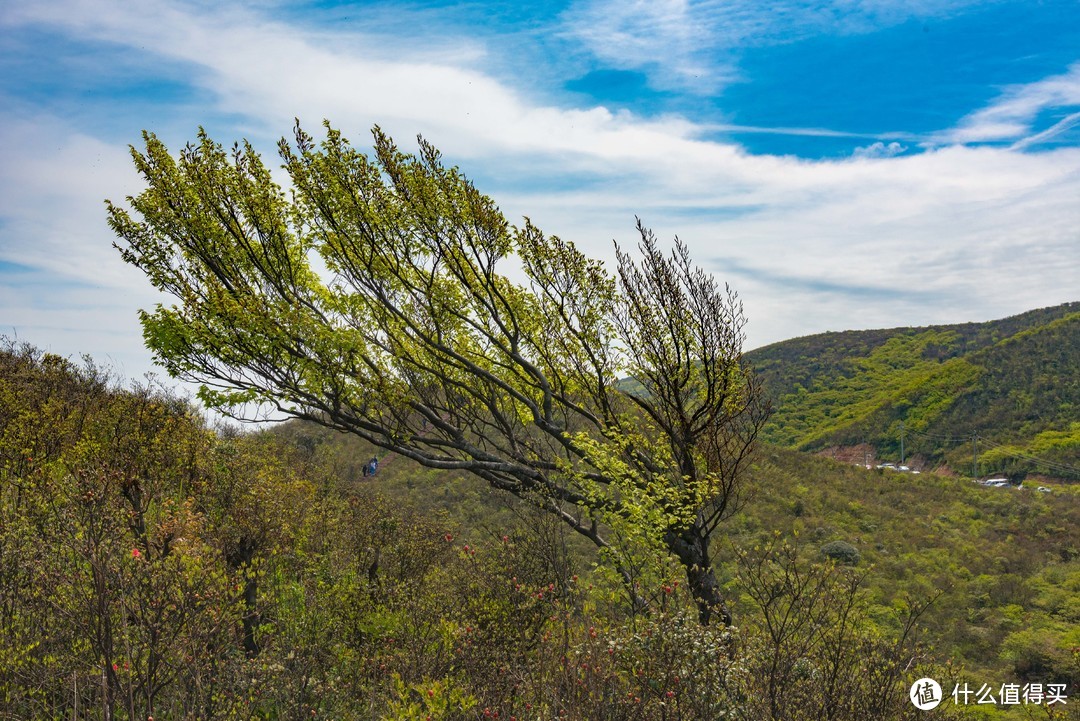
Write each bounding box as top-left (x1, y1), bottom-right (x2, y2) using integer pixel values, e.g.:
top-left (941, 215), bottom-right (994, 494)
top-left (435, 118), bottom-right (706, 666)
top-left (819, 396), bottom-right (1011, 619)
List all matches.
top-left (444, 533), bottom-right (453, 542)
top-left (131, 548), bottom-right (141, 559)
top-left (112, 663), bottom-right (119, 672)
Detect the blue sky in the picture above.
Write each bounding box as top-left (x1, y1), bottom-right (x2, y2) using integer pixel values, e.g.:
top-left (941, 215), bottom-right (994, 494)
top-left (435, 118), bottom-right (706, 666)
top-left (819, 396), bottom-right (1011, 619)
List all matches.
top-left (1, 0), bottom-right (1078, 389)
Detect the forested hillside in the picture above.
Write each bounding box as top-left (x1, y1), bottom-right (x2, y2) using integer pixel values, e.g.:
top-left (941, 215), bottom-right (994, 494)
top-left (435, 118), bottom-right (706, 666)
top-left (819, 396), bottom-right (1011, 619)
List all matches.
top-left (746, 302), bottom-right (1080, 480)
top-left (6, 306), bottom-right (1080, 719)
top-left (2, 340), bottom-right (976, 720)
top-left (273, 419), bottom-right (1080, 708)
top-left (731, 448), bottom-right (1080, 698)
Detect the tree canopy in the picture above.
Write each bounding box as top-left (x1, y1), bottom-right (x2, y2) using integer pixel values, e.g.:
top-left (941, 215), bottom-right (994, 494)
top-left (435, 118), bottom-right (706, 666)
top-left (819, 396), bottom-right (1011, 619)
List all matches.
top-left (109, 122), bottom-right (770, 624)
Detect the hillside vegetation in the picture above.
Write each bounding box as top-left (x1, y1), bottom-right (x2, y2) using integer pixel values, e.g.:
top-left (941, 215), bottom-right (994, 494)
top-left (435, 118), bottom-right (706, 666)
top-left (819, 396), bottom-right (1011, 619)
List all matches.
top-left (6, 294), bottom-right (1080, 719)
top-left (747, 302), bottom-right (1080, 480)
top-left (730, 449), bottom-right (1080, 698)
top-left (3, 341), bottom-right (972, 720)
top-left (279, 419), bottom-right (1080, 715)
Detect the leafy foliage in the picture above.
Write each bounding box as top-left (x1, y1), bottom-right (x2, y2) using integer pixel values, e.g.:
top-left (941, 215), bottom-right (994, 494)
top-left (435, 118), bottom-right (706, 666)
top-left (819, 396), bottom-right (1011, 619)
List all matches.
top-left (2, 341), bottom-right (980, 719)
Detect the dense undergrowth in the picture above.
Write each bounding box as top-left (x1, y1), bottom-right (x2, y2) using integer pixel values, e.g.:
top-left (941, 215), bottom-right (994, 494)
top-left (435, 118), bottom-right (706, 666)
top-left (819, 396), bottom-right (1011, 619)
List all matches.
top-left (730, 450), bottom-right (1080, 696)
top-left (3, 341), bottom-right (1078, 719)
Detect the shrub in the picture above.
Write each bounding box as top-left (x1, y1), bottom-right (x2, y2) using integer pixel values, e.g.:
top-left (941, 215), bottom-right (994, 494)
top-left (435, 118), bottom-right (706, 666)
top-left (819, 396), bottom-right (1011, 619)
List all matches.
top-left (821, 540), bottom-right (861, 565)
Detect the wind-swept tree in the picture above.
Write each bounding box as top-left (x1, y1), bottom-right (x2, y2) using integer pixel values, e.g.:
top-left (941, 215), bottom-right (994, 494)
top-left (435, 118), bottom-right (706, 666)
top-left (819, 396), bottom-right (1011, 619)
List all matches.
top-left (109, 123), bottom-right (769, 625)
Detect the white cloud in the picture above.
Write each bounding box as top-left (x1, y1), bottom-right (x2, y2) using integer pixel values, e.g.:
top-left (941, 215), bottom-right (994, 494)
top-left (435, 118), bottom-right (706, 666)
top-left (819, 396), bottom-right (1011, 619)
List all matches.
top-left (1010, 111), bottom-right (1080, 151)
top-left (0, 110), bottom-right (179, 380)
top-left (559, 0), bottom-right (986, 94)
top-left (945, 62), bottom-right (1080, 145)
top-left (0, 112), bottom-right (148, 288)
top-left (558, 0), bottom-right (732, 93)
top-left (0, 0), bottom-right (1078, 370)
top-left (852, 141), bottom-right (907, 158)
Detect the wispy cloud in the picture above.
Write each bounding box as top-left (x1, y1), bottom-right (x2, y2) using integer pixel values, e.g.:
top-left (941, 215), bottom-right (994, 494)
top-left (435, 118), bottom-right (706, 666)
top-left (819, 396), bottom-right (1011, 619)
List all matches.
top-left (0, 112), bottom-right (144, 287)
top-left (712, 254), bottom-right (947, 303)
top-left (558, 0), bottom-right (730, 94)
top-left (1010, 110), bottom-right (1080, 151)
top-left (560, 0), bottom-right (986, 94)
top-left (707, 123), bottom-right (916, 141)
top-left (0, 108), bottom-right (172, 375)
top-left (3, 0), bottom-right (709, 161)
top-left (1, 0), bottom-right (1078, 373)
top-left (945, 62), bottom-right (1080, 145)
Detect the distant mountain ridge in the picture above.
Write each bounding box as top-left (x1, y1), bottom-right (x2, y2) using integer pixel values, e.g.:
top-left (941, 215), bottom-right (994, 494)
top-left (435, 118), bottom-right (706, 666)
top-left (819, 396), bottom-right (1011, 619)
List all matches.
top-left (746, 302), bottom-right (1080, 480)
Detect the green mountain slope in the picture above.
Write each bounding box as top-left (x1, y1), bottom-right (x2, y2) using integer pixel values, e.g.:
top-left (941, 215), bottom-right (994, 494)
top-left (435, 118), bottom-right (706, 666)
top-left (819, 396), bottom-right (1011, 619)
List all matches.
top-left (731, 448), bottom-right (1080, 695)
top-left (747, 303), bottom-right (1080, 480)
top-left (275, 418), bottom-right (1080, 697)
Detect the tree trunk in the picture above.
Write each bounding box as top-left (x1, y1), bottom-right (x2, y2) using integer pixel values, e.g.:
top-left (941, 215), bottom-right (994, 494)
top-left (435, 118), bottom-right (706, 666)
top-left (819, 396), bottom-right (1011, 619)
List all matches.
top-left (665, 525), bottom-right (732, 626)
top-left (225, 539), bottom-right (261, 658)
top-left (241, 573), bottom-right (260, 658)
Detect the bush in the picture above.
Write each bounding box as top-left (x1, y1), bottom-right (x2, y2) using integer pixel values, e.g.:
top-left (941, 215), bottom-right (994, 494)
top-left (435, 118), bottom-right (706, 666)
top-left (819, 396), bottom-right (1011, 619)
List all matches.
top-left (821, 540), bottom-right (861, 565)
